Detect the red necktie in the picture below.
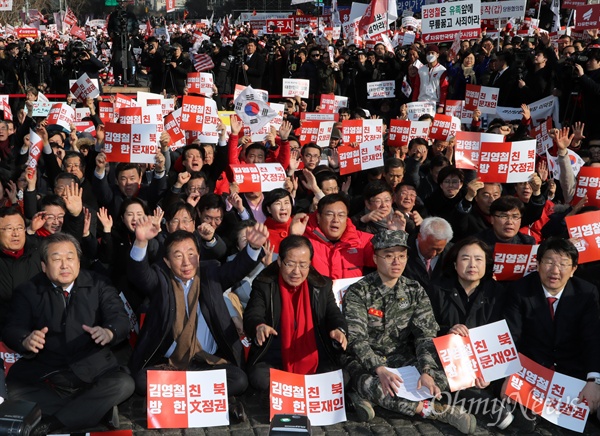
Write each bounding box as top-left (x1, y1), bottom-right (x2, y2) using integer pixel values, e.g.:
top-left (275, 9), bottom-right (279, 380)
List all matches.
top-left (425, 258), bottom-right (432, 277)
top-left (547, 297), bottom-right (558, 320)
top-left (63, 290), bottom-right (70, 304)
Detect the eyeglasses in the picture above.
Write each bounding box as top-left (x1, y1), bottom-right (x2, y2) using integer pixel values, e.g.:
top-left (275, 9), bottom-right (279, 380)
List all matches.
top-left (0, 225), bottom-right (25, 234)
top-left (493, 214), bottom-right (521, 222)
top-left (303, 153), bottom-right (320, 160)
top-left (64, 163), bottom-right (81, 170)
top-left (311, 54), bottom-right (320, 58)
top-left (188, 186), bottom-right (208, 193)
top-left (45, 214), bottom-right (65, 222)
top-left (398, 191), bottom-right (417, 199)
top-left (170, 218), bottom-right (194, 226)
top-left (376, 253), bottom-right (408, 263)
top-left (370, 198), bottom-right (392, 207)
top-left (320, 211), bottom-right (347, 220)
top-left (282, 260), bottom-right (311, 270)
top-left (539, 260), bottom-right (573, 271)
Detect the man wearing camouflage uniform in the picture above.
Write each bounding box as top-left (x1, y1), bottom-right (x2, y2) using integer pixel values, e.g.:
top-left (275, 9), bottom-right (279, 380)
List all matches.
top-left (342, 229), bottom-right (477, 435)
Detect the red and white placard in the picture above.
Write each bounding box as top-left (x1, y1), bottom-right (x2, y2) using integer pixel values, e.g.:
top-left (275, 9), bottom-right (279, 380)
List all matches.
top-left (104, 123), bottom-right (158, 164)
top-left (339, 119), bottom-right (384, 175)
top-left (70, 73), bottom-right (100, 100)
top-left (147, 369), bottom-right (228, 429)
top-left (454, 131), bottom-right (504, 171)
top-left (530, 117), bottom-right (553, 156)
top-left (428, 114), bottom-right (461, 141)
top-left (180, 96), bottom-right (219, 143)
top-left (0, 95), bottom-right (12, 120)
top-left (493, 243), bottom-right (539, 281)
top-left (270, 369), bottom-right (346, 426)
top-left (575, 4), bottom-right (600, 30)
top-left (282, 79), bottom-right (310, 99)
top-left (114, 93), bottom-right (136, 113)
top-left (266, 18), bottom-right (295, 34)
top-left (230, 163), bottom-right (286, 193)
top-left (388, 120), bottom-right (430, 148)
top-left (99, 102), bottom-right (116, 124)
top-left (0, 342), bottom-right (21, 376)
top-left (566, 211), bottom-right (600, 264)
top-left (186, 72), bottom-right (214, 97)
top-left (319, 94), bottom-right (348, 113)
top-left (433, 320), bottom-right (521, 392)
top-left (477, 140), bottom-right (536, 183)
top-left (464, 84), bottom-right (499, 114)
top-left (572, 166), bottom-right (600, 209)
top-left (299, 121), bottom-right (334, 147)
top-left (421, 0), bottom-right (481, 43)
top-left (445, 100), bottom-right (476, 123)
top-left (164, 108), bottom-right (186, 150)
top-left (26, 129), bottom-right (43, 169)
top-left (47, 103), bottom-right (75, 131)
top-left (73, 121), bottom-right (96, 137)
top-left (367, 80), bottom-right (395, 99)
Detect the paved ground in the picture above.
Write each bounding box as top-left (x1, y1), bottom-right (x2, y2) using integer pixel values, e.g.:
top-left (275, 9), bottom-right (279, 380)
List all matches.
top-left (71, 390), bottom-right (600, 436)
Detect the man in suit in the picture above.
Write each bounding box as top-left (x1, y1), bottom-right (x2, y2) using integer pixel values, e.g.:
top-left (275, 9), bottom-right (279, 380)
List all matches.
top-left (241, 40), bottom-right (265, 89)
top-left (488, 51), bottom-right (519, 107)
top-left (504, 237), bottom-right (600, 425)
top-left (2, 233), bottom-right (134, 435)
top-left (403, 217), bottom-right (453, 291)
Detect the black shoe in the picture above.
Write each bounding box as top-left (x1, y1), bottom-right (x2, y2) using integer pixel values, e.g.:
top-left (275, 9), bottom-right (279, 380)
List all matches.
top-left (509, 403), bottom-right (537, 432)
top-left (30, 416), bottom-right (62, 436)
top-left (230, 400), bottom-right (247, 423)
top-left (103, 405), bottom-right (119, 429)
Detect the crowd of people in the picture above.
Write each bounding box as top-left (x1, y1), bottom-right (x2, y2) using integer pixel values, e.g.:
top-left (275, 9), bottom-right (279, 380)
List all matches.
top-left (0, 8), bottom-right (599, 436)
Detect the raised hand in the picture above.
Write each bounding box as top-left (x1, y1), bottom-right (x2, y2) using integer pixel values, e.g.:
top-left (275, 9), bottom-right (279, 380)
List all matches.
top-left (246, 222), bottom-right (269, 249)
top-left (82, 207), bottom-right (92, 237)
top-left (197, 222), bottom-right (215, 242)
top-left (134, 214), bottom-right (160, 245)
top-left (97, 207), bottom-right (113, 233)
top-left (176, 171), bottom-right (191, 188)
top-left (289, 213), bottom-right (309, 236)
top-left (64, 183), bottom-right (83, 217)
top-left (95, 151), bottom-right (107, 173)
top-left (279, 120), bottom-right (292, 140)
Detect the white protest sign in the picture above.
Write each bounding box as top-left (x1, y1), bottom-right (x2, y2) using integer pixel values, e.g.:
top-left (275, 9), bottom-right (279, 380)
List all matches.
top-left (282, 78), bottom-right (310, 99)
top-left (406, 101), bottom-right (436, 121)
top-left (70, 73), bottom-right (100, 100)
top-left (367, 80), bottom-right (395, 99)
top-left (68, 78), bottom-right (100, 99)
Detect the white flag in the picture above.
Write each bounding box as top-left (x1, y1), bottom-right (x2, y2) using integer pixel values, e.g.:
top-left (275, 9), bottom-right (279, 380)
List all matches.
top-left (233, 86), bottom-right (278, 133)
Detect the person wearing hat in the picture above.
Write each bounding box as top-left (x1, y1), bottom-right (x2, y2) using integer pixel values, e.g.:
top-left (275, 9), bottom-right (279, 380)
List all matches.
top-left (342, 229), bottom-right (477, 434)
top-left (412, 44), bottom-right (448, 113)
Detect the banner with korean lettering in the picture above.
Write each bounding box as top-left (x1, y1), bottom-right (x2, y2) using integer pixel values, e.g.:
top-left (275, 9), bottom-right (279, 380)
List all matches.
top-left (104, 123), bottom-right (158, 164)
top-left (406, 102), bottom-right (436, 121)
top-left (434, 320), bottom-right (520, 392)
top-left (118, 106), bottom-right (164, 135)
top-left (266, 18), bottom-right (295, 34)
top-left (299, 121), bottom-right (334, 147)
top-left (186, 72), bottom-right (214, 97)
top-left (319, 94), bottom-right (348, 113)
top-left (493, 243), bottom-right (539, 281)
top-left (464, 84), bottom-right (499, 114)
top-left (114, 93), bottom-right (136, 113)
top-left (147, 369), bottom-right (228, 428)
top-left (454, 131), bottom-right (504, 171)
top-left (282, 79), bottom-right (310, 99)
top-left (47, 103), bottom-right (75, 132)
top-left (530, 117), bottom-right (553, 156)
top-left (566, 211), bottom-right (600, 264)
top-left (505, 353), bottom-right (589, 433)
top-left (99, 102), bottom-right (116, 124)
top-left (421, 0), bottom-right (481, 44)
top-left (367, 81), bottom-right (395, 99)
top-left (477, 140), bottom-right (536, 183)
top-left (445, 100), bottom-right (476, 123)
top-left (428, 114), bottom-right (461, 141)
top-left (180, 96), bottom-right (219, 143)
top-left (70, 73), bottom-right (100, 100)
top-left (339, 119), bottom-right (384, 175)
top-left (575, 5), bottom-right (600, 30)
top-left (230, 163), bottom-right (287, 193)
top-left (572, 166), bottom-right (600, 209)
top-left (300, 112), bottom-right (339, 122)
top-left (388, 120), bottom-right (430, 148)
top-left (270, 369), bottom-right (346, 425)
top-left (164, 108), bottom-right (186, 150)
top-left (496, 95), bottom-right (560, 128)
top-left (481, 0), bottom-right (526, 19)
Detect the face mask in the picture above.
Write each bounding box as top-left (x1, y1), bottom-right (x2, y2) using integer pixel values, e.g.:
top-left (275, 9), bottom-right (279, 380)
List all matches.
top-left (426, 54), bottom-right (438, 63)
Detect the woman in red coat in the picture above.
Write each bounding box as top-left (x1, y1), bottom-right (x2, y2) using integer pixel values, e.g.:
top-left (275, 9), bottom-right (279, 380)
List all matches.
top-left (263, 188), bottom-right (293, 254)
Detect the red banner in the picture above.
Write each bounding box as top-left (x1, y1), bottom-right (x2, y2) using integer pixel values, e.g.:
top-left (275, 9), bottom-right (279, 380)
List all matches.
top-left (566, 211), bottom-right (600, 264)
top-left (493, 243), bottom-right (539, 281)
top-left (388, 120), bottom-right (430, 148)
top-left (428, 114), bottom-right (460, 141)
top-left (572, 166), bottom-right (600, 208)
top-left (478, 140), bottom-right (536, 183)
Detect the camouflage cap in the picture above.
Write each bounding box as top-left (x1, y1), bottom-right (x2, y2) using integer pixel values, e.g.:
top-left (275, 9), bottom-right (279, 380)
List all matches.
top-left (371, 230), bottom-right (409, 250)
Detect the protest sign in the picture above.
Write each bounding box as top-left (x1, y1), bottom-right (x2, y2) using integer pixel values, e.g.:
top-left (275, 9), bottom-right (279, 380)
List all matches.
top-left (0, 0), bottom-right (12, 10)
top-left (406, 101), bottom-right (436, 121)
top-left (428, 114), bottom-right (461, 141)
top-left (434, 320), bottom-right (520, 391)
top-left (388, 120), bottom-right (430, 148)
top-left (464, 84), bottom-right (499, 114)
top-left (332, 277), bottom-right (362, 309)
top-left (47, 103), bottom-right (75, 131)
top-left (454, 131), bottom-right (504, 170)
top-left (566, 211), bottom-right (600, 263)
top-left (493, 243), bottom-right (539, 281)
top-left (496, 95), bottom-right (560, 128)
top-left (319, 94), bottom-right (348, 113)
top-left (530, 117), bottom-right (553, 156)
top-left (270, 369), bottom-right (346, 425)
top-left (575, 5), bottom-right (600, 30)
top-left (147, 369), bottom-right (228, 428)
top-left (31, 102), bottom-right (53, 118)
top-left (70, 73), bottom-right (100, 100)
top-left (266, 18), bottom-right (295, 34)
top-left (118, 106), bottom-right (164, 136)
top-left (481, 0), bottom-right (526, 19)
top-left (299, 121), bottom-right (334, 147)
top-left (73, 121), bottom-right (96, 137)
top-left (0, 342), bottom-right (21, 375)
top-left (186, 72), bottom-right (214, 97)
top-left (282, 79), bottom-right (310, 99)
top-left (229, 163), bottom-right (287, 192)
top-left (421, 0), bottom-right (481, 43)
top-left (75, 108), bottom-right (91, 122)
top-left (477, 140), bottom-right (536, 183)
top-left (445, 100), bottom-right (476, 123)
top-left (0, 96), bottom-right (12, 121)
top-left (114, 93), bottom-right (136, 113)
top-left (572, 167), bottom-right (600, 208)
top-left (99, 102), bottom-right (116, 124)
top-left (164, 108), bottom-right (186, 150)
top-left (300, 112), bottom-right (339, 121)
top-left (339, 119), bottom-right (384, 175)
top-left (180, 96), bottom-right (219, 142)
top-left (505, 354), bottom-right (589, 433)
top-left (26, 129), bottom-right (43, 170)
top-left (103, 123), bottom-right (158, 164)
top-left (367, 81), bottom-right (395, 99)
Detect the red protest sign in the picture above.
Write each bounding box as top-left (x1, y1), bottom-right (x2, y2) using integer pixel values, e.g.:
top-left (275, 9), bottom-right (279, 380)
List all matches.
top-left (73, 121), bottom-right (96, 137)
top-left (26, 129), bottom-right (43, 170)
top-left (114, 93), bottom-right (136, 113)
top-left (339, 120), bottom-right (384, 175)
top-left (319, 94), bottom-right (348, 113)
top-left (230, 163), bottom-right (287, 193)
top-left (566, 211), bottom-right (600, 264)
top-left (180, 96), bottom-right (219, 140)
top-left (164, 108), bottom-right (186, 150)
top-left (0, 341), bottom-right (21, 376)
top-left (299, 120), bottom-right (320, 145)
top-left (388, 120), bottom-right (430, 148)
top-left (493, 243), bottom-right (539, 281)
top-left (147, 369), bottom-right (229, 428)
top-left (478, 140), bottom-right (536, 183)
top-left (464, 84), bottom-right (499, 114)
top-left (575, 4), bottom-right (600, 29)
top-left (266, 18), bottom-right (295, 34)
top-left (16, 27), bottom-right (40, 39)
top-left (454, 131), bottom-right (504, 171)
top-left (530, 117), bottom-right (553, 156)
top-left (99, 102), bottom-right (115, 124)
top-left (428, 114), bottom-right (460, 141)
top-left (572, 166), bottom-right (600, 208)
top-left (104, 123), bottom-right (158, 164)
top-left (47, 103), bottom-right (75, 131)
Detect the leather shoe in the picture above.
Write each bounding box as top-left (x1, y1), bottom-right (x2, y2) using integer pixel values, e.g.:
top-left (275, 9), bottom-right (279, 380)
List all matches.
top-left (104, 405), bottom-right (120, 430)
top-left (230, 400), bottom-right (247, 423)
top-left (30, 416), bottom-right (62, 436)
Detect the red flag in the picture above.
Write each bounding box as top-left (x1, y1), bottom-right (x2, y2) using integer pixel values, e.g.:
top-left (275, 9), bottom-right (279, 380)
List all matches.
top-left (64, 7), bottom-right (78, 26)
top-left (183, 10), bottom-right (189, 19)
top-left (358, 0), bottom-right (387, 34)
top-left (70, 24), bottom-right (86, 40)
top-left (222, 15), bottom-right (230, 38)
top-left (193, 53), bottom-right (215, 72)
top-left (145, 18), bottom-right (153, 37)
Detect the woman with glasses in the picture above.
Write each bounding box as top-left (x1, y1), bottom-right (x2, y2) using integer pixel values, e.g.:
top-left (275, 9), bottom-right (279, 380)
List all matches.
top-left (244, 235), bottom-right (348, 393)
top-left (424, 166), bottom-right (467, 222)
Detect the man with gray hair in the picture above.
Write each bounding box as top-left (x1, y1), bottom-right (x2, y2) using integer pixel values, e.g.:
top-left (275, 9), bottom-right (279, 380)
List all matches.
top-left (404, 216), bottom-right (453, 291)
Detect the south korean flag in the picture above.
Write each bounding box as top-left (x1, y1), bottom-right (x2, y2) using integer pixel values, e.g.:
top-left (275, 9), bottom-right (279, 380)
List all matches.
top-left (234, 86), bottom-right (278, 133)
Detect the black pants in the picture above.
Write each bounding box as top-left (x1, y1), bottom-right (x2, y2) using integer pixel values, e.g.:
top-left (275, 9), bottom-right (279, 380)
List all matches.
top-left (7, 367), bottom-right (134, 429)
top-left (135, 361), bottom-right (248, 397)
top-left (248, 360), bottom-right (349, 392)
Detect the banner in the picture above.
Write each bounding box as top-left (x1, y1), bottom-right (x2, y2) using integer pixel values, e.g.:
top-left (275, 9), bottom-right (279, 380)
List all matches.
top-left (299, 121), bottom-right (335, 147)
top-left (282, 79), bottom-right (310, 99)
top-left (481, 0), bottom-right (526, 19)
top-left (566, 211), bottom-right (600, 263)
top-left (572, 167), bottom-right (600, 208)
top-left (164, 108), bottom-right (186, 150)
top-left (147, 369), bottom-right (228, 428)
top-left (0, 96), bottom-right (12, 120)
top-left (505, 354), bottom-right (589, 433)
top-left (270, 369), bottom-right (346, 425)
top-left (339, 119), bottom-right (384, 175)
top-left (181, 96), bottom-right (219, 142)
top-left (493, 243), bottom-right (539, 281)
top-left (46, 103), bottom-right (75, 131)
top-left (186, 72), bottom-right (214, 97)
top-left (464, 84), bottom-right (499, 114)
top-left (388, 120), bottom-right (430, 148)
top-left (319, 94), bottom-right (348, 113)
top-left (454, 131), bottom-right (504, 170)
top-left (433, 320), bottom-right (520, 392)
top-left (428, 114), bottom-right (461, 141)
top-left (166, 0), bottom-right (176, 12)
top-left (575, 5), bottom-right (600, 30)
top-left (26, 129), bottom-right (43, 169)
top-left (421, 0), bottom-right (481, 43)
top-left (230, 163), bottom-right (287, 192)
top-left (104, 123), bottom-right (158, 164)
top-left (406, 101), bottom-right (436, 121)
top-left (266, 18), bottom-right (295, 34)
top-left (478, 140), bottom-right (536, 183)
top-left (367, 80), bottom-right (395, 99)
top-left (15, 27), bottom-right (40, 39)
top-left (300, 112), bottom-right (339, 121)
top-left (496, 95), bottom-right (560, 128)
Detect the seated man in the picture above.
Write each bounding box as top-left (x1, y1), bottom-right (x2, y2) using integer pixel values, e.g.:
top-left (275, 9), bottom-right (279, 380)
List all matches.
top-left (504, 237), bottom-right (600, 427)
top-left (127, 216), bottom-right (269, 421)
top-left (343, 230), bottom-right (476, 434)
top-left (475, 196), bottom-right (535, 250)
top-left (352, 181), bottom-right (399, 235)
top-left (244, 235), bottom-right (348, 391)
top-left (3, 233), bottom-right (134, 435)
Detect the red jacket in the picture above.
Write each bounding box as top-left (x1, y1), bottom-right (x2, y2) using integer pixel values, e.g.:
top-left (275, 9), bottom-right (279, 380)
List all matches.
top-left (304, 213), bottom-right (375, 280)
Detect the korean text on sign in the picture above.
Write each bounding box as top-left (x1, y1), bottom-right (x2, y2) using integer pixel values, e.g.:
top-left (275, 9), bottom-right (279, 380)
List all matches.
top-left (566, 211), bottom-right (600, 264)
top-left (478, 140), bottom-right (536, 183)
top-left (572, 166), bottom-right (600, 209)
top-left (493, 243), bottom-right (539, 281)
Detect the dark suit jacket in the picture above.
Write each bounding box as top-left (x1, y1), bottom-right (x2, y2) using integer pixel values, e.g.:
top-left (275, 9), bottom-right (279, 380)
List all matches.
top-left (403, 236), bottom-right (453, 291)
top-left (504, 272), bottom-right (600, 380)
top-left (3, 270), bottom-right (130, 383)
top-left (242, 52), bottom-right (266, 89)
top-left (489, 67), bottom-right (519, 107)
